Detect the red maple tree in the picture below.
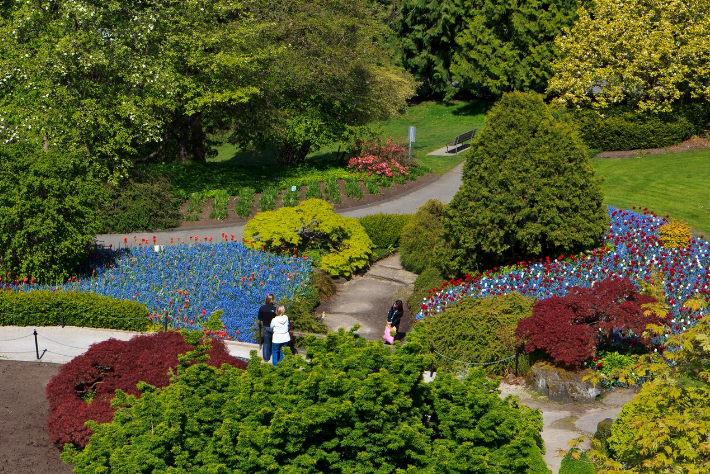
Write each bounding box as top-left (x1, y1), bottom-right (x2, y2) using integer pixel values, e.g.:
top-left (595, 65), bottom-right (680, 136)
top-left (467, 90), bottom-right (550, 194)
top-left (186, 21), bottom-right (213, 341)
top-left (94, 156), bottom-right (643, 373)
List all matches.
top-left (515, 278), bottom-right (659, 366)
top-left (46, 331), bottom-right (246, 448)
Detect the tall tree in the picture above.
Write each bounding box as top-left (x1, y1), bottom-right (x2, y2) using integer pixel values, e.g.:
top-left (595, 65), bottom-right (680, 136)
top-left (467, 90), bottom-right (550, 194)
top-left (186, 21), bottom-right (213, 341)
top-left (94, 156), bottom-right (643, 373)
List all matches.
top-left (435, 92), bottom-right (607, 276)
top-left (229, 0), bottom-right (417, 166)
top-left (392, 0), bottom-right (465, 98)
top-left (548, 0), bottom-right (710, 113)
top-left (451, 0), bottom-right (581, 97)
top-left (0, 0), bottom-right (267, 178)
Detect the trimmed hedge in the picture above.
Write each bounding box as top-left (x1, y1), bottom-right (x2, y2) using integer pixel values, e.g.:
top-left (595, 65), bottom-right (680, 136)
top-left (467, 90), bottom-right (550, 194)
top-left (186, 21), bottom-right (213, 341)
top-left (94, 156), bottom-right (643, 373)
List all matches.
top-left (399, 199), bottom-right (445, 274)
top-left (571, 108), bottom-right (694, 151)
top-left (0, 290), bottom-right (150, 331)
top-left (358, 213), bottom-right (412, 249)
top-left (408, 266), bottom-right (445, 314)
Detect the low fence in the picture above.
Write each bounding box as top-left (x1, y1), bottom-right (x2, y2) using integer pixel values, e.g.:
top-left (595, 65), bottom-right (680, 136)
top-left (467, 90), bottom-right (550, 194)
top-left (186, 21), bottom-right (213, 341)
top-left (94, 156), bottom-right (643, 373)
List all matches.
top-left (0, 329), bottom-right (91, 360)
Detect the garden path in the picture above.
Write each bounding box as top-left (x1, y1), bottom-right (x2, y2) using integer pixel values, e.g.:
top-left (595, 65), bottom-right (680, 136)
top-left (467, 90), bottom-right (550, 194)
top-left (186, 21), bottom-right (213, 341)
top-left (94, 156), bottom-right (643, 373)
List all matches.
top-left (94, 162), bottom-right (464, 249)
top-left (318, 254), bottom-right (417, 340)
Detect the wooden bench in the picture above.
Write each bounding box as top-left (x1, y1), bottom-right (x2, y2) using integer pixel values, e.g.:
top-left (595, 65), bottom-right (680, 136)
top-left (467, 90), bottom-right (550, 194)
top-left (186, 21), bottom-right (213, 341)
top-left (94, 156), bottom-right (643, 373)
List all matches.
top-left (446, 129), bottom-right (476, 153)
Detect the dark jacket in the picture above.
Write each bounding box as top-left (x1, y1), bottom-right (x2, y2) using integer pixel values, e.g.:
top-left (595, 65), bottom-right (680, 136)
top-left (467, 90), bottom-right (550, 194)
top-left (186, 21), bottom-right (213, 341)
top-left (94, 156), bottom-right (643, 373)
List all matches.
top-left (387, 306), bottom-right (403, 329)
top-left (258, 303), bottom-right (277, 327)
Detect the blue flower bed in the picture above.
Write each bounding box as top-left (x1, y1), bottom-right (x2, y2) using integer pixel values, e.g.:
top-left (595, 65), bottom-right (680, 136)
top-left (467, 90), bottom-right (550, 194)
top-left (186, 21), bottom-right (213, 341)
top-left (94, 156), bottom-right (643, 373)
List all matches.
top-left (13, 242), bottom-right (312, 343)
top-left (418, 207), bottom-right (710, 341)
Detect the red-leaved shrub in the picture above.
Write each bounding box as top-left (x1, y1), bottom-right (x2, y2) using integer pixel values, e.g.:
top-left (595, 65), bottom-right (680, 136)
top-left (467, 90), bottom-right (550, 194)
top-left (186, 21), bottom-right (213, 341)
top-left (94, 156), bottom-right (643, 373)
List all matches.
top-left (514, 278), bottom-right (659, 366)
top-left (46, 331), bottom-right (246, 448)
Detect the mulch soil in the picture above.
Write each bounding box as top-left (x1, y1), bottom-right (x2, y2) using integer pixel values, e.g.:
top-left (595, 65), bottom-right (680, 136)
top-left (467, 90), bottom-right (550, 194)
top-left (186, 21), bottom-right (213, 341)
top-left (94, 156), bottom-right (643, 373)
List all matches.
top-left (0, 360), bottom-right (72, 474)
top-left (177, 171), bottom-right (438, 229)
top-left (593, 136), bottom-right (710, 159)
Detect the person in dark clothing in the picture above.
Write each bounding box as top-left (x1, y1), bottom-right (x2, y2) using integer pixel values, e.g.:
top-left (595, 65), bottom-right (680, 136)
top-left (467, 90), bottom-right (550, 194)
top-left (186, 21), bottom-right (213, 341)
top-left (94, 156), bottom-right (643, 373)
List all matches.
top-left (258, 294), bottom-right (277, 362)
top-left (387, 300), bottom-right (404, 333)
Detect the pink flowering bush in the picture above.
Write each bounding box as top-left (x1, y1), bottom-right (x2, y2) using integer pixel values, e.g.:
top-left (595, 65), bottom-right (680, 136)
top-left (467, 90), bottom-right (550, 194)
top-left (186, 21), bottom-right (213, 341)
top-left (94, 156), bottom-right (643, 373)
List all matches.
top-left (347, 139), bottom-right (409, 178)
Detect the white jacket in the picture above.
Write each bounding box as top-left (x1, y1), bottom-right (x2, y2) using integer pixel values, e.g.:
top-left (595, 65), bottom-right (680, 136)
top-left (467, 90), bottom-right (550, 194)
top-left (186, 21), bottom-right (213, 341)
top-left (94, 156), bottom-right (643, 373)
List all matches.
top-left (271, 315), bottom-right (291, 344)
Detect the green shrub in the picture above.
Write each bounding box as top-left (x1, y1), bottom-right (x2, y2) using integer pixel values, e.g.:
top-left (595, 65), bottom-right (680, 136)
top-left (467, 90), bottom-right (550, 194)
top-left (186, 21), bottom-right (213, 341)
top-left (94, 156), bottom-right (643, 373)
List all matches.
top-left (571, 107), bottom-right (694, 151)
top-left (324, 176), bottom-right (341, 204)
top-left (344, 177), bottom-right (363, 199)
top-left (305, 180), bottom-right (322, 200)
top-left (310, 270), bottom-right (336, 299)
top-left (259, 186), bottom-right (279, 212)
top-left (209, 190), bottom-right (230, 220)
top-left (280, 285), bottom-right (327, 334)
top-left (559, 449), bottom-right (595, 474)
top-left (282, 187), bottom-right (299, 207)
top-left (64, 330), bottom-right (549, 473)
top-left (399, 199), bottom-right (445, 274)
top-left (438, 92), bottom-right (607, 276)
top-left (0, 147), bottom-right (104, 283)
top-left (370, 247), bottom-right (393, 262)
top-left (408, 266), bottom-right (446, 314)
top-left (204, 310), bottom-right (225, 331)
top-left (364, 177), bottom-right (380, 195)
top-left (234, 187), bottom-right (255, 218)
top-left (593, 418), bottom-right (613, 457)
top-left (100, 167), bottom-right (182, 233)
top-left (358, 213), bottom-right (412, 249)
top-left (244, 199), bottom-right (373, 277)
top-left (185, 192), bottom-right (206, 221)
top-left (0, 290), bottom-right (150, 331)
top-left (410, 292), bottom-right (534, 375)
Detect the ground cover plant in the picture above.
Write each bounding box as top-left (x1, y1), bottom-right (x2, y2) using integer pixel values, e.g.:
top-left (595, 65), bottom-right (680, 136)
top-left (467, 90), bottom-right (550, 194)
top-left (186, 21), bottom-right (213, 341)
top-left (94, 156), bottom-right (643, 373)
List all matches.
top-left (243, 199), bottom-right (372, 277)
top-left (417, 207), bottom-right (710, 344)
top-left (592, 150), bottom-right (710, 236)
top-left (47, 331), bottom-right (245, 448)
top-left (11, 241), bottom-right (311, 343)
top-left (63, 329), bottom-right (551, 473)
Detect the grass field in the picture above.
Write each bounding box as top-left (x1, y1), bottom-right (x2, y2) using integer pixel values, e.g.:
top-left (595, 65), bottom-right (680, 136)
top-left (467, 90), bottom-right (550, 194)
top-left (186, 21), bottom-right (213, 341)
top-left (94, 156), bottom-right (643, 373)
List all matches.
top-left (593, 150), bottom-right (710, 236)
top-left (209, 100), bottom-right (491, 176)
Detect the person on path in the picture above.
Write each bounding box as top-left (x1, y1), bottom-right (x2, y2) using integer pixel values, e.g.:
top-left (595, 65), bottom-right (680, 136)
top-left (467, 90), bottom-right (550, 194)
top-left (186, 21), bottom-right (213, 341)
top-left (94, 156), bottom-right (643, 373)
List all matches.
top-left (387, 300), bottom-right (404, 342)
top-left (258, 294), bottom-right (277, 362)
top-left (270, 305), bottom-right (291, 366)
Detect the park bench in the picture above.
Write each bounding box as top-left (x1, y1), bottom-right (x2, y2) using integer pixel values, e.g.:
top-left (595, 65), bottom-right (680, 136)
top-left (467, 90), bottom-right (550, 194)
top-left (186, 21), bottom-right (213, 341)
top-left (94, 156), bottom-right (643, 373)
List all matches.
top-left (445, 129), bottom-right (476, 153)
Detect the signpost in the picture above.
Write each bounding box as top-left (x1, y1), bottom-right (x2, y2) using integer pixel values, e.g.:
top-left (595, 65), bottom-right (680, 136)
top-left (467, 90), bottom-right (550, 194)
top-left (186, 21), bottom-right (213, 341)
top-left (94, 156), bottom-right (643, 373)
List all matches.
top-left (408, 126), bottom-right (416, 164)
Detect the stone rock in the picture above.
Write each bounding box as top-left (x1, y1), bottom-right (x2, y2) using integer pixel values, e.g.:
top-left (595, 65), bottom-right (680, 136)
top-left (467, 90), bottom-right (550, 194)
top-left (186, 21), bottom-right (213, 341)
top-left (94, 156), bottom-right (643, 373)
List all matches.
top-left (526, 361), bottom-right (601, 404)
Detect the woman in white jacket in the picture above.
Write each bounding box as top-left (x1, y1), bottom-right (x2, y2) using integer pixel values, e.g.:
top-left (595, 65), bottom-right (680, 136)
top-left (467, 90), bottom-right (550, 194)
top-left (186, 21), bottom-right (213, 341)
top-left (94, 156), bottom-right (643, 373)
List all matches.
top-left (270, 305), bottom-right (291, 366)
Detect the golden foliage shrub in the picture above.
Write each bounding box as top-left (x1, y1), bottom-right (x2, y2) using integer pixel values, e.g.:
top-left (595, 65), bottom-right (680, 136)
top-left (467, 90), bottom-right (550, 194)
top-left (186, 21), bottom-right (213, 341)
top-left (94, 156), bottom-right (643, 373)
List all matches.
top-left (658, 218), bottom-right (692, 248)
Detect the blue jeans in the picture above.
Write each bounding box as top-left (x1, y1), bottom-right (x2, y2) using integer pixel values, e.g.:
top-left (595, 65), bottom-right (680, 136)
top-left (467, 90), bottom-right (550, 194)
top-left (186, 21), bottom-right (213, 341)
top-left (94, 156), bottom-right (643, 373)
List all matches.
top-left (262, 327), bottom-right (273, 362)
top-left (272, 341), bottom-right (288, 366)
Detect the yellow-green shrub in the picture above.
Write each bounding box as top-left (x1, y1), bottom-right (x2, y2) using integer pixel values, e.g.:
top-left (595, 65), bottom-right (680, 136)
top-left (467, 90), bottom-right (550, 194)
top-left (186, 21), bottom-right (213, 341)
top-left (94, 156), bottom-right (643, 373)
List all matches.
top-left (658, 218), bottom-right (692, 248)
top-left (244, 199), bottom-right (372, 277)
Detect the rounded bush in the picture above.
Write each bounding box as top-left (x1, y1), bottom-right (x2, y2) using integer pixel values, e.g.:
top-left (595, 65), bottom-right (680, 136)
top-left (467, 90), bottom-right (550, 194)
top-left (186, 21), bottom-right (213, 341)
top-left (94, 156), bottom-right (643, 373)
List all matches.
top-left (399, 199), bottom-right (445, 274)
top-left (437, 92), bottom-right (607, 276)
top-left (559, 449), bottom-right (595, 474)
top-left (46, 331), bottom-right (246, 448)
top-left (411, 291), bottom-right (534, 375)
top-left (358, 213), bottom-right (411, 248)
top-left (244, 199), bottom-right (373, 277)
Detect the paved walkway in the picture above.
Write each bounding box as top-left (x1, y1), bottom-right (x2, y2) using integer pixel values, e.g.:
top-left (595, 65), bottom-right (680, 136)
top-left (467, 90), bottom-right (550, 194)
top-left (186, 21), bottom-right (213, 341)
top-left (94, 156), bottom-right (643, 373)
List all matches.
top-left (95, 163), bottom-right (464, 249)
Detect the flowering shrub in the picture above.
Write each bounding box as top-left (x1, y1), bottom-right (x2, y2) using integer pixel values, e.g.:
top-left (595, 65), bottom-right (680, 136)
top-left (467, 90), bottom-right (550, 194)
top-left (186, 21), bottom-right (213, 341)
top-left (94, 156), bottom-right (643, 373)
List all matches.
top-left (658, 218), bottom-right (692, 248)
top-left (46, 331), bottom-right (246, 448)
top-left (347, 139), bottom-right (409, 178)
top-left (417, 207), bottom-right (710, 344)
top-left (12, 241), bottom-right (312, 342)
top-left (515, 277), bottom-right (659, 366)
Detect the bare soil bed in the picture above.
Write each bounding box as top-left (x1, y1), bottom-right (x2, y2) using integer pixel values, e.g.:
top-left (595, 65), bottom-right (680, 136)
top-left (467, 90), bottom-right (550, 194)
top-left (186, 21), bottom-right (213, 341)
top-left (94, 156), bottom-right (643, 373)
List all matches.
top-left (176, 171), bottom-right (438, 229)
top-left (0, 360), bottom-right (72, 474)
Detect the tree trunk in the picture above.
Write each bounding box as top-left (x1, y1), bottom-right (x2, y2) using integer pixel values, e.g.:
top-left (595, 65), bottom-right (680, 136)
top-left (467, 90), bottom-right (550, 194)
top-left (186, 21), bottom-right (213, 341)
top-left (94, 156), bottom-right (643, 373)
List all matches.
top-left (190, 113), bottom-right (206, 163)
top-left (278, 141), bottom-right (311, 166)
top-left (177, 118), bottom-right (190, 164)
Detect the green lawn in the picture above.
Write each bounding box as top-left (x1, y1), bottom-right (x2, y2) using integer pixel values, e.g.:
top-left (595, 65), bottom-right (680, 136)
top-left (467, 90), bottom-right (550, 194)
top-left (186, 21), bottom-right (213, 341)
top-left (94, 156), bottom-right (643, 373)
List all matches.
top-left (375, 100), bottom-right (491, 175)
top-left (593, 150), bottom-right (710, 235)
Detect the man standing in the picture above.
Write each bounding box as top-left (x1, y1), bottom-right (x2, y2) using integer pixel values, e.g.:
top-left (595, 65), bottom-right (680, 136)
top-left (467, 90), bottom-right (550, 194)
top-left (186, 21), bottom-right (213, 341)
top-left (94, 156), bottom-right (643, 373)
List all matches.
top-left (258, 294), bottom-right (277, 362)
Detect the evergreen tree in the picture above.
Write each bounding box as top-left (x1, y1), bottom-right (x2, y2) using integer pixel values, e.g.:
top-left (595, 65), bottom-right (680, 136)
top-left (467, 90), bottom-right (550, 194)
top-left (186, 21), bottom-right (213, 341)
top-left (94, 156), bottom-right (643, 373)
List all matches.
top-left (436, 92), bottom-right (607, 276)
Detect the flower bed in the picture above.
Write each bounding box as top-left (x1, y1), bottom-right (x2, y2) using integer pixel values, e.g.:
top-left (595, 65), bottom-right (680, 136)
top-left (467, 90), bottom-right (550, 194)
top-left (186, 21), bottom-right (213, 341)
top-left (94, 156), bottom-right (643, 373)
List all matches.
top-left (417, 207), bottom-right (710, 340)
top-left (12, 241), bottom-right (311, 343)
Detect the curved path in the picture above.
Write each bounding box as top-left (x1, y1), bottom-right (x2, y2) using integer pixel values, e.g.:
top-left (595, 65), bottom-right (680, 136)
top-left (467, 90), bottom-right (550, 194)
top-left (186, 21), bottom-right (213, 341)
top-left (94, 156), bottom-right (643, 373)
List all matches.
top-left (95, 163), bottom-right (464, 249)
